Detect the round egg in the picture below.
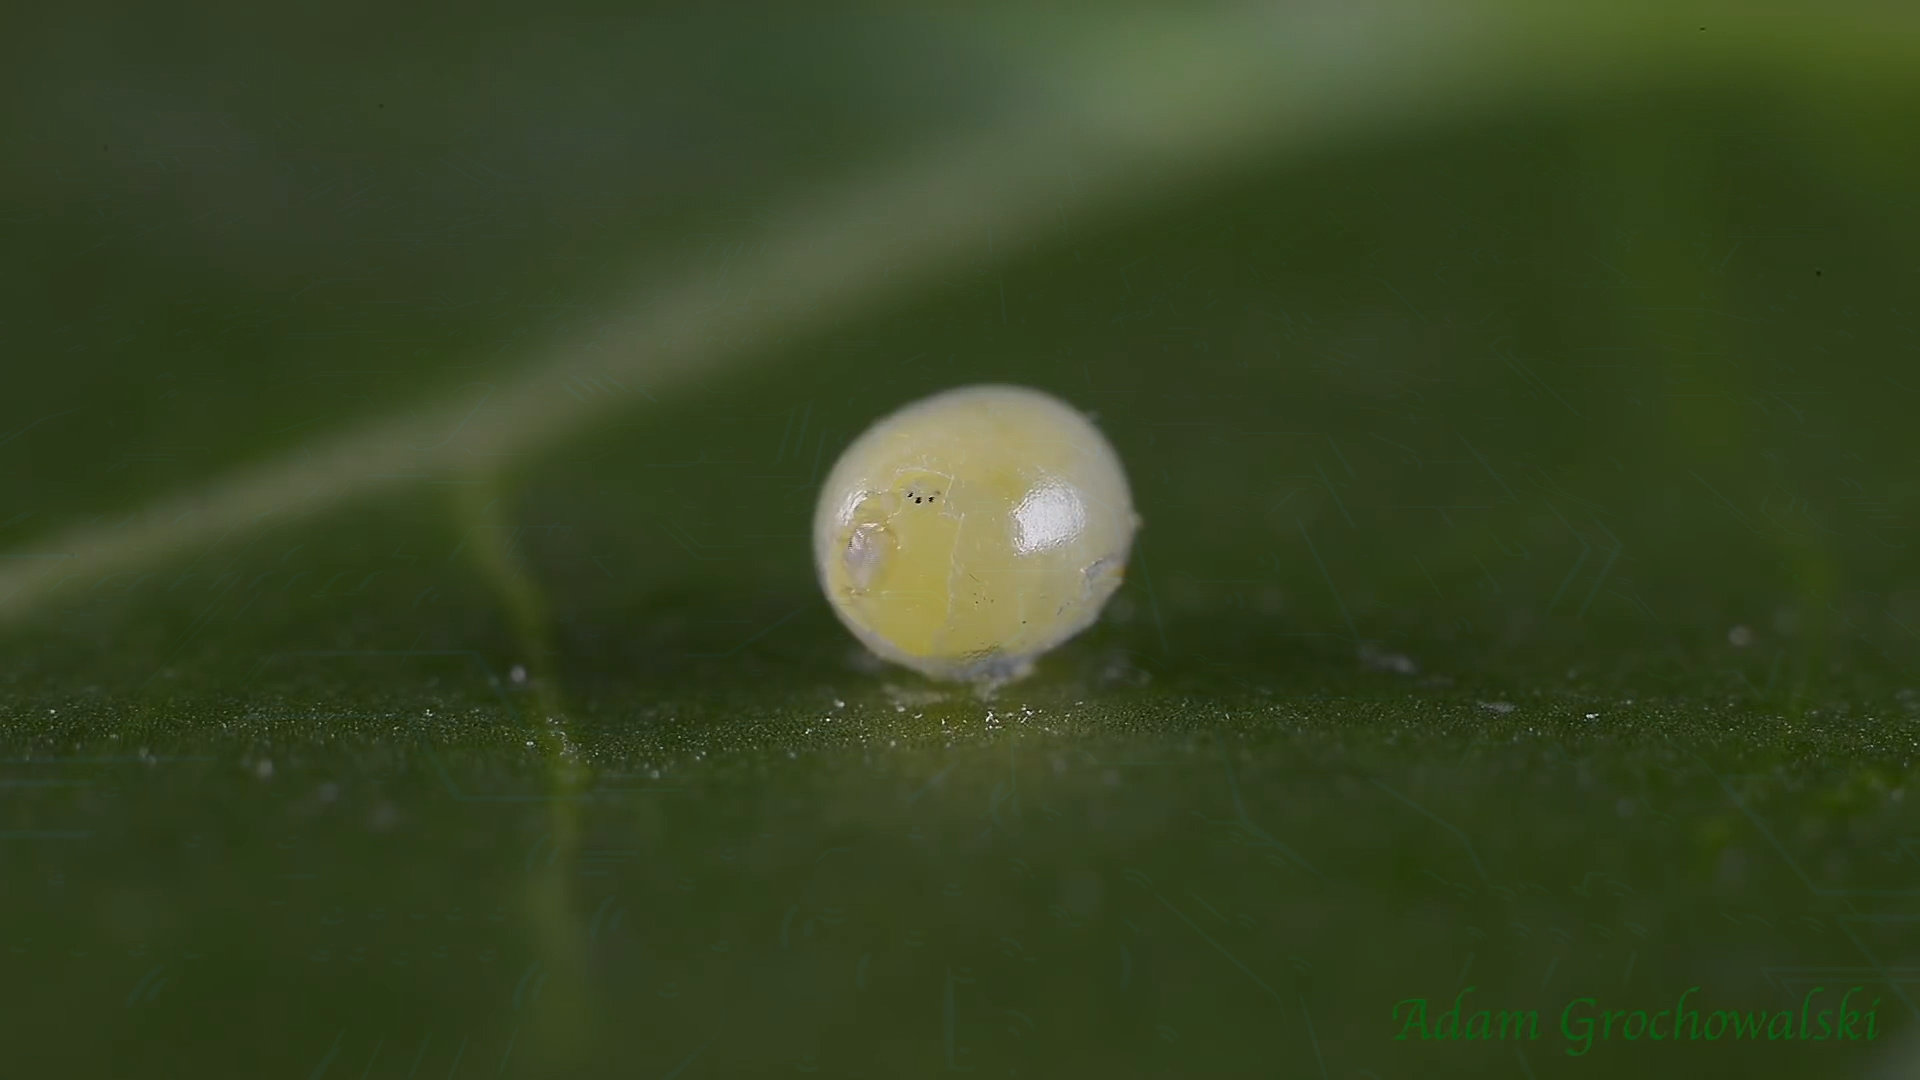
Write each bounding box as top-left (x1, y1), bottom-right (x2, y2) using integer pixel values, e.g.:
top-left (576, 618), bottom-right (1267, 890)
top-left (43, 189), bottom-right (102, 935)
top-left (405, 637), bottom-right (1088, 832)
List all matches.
top-left (813, 384), bottom-right (1140, 683)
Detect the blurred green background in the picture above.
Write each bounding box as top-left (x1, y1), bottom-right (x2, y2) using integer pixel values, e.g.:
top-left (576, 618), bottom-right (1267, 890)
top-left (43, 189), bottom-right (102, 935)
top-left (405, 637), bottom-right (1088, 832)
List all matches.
top-left (3, 3), bottom-right (1919, 1077)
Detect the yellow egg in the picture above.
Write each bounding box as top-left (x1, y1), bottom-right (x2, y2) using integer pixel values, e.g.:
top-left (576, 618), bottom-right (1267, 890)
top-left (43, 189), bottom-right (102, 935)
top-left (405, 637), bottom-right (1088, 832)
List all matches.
top-left (813, 384), bottom-right (1140, 683)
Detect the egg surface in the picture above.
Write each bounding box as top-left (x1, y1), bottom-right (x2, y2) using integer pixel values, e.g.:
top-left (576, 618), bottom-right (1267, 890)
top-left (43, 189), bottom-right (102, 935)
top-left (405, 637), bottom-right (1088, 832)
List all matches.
top-left (813, 384), bottom-right (1139, 683)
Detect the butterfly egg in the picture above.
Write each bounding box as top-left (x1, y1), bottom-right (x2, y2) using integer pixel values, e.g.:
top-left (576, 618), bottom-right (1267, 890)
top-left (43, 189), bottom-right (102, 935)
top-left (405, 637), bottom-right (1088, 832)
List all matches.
top-left (812, 384), bottom-right (1139, 684)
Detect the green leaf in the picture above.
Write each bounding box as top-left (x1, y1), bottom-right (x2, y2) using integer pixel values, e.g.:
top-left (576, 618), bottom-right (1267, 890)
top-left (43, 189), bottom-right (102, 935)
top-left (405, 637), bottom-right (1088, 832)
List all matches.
top-left (3, 5), bottom-right (1919, 1077)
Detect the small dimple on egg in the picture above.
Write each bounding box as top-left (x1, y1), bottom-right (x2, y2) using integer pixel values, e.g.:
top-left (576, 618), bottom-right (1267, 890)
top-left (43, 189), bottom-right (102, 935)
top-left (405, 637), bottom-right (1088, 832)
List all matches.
top-left (843, 524), bottom-right (891, 592)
